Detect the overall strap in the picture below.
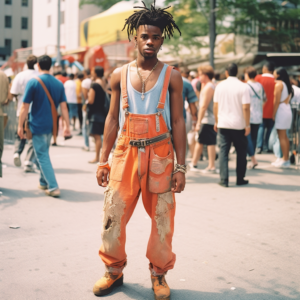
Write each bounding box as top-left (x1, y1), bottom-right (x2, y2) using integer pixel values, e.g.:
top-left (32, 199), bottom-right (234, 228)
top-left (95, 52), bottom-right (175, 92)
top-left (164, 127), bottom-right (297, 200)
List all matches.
top-left (34, 77), bottom-right (58, 138)
top-left (157, 65), bottom-right (173, 111)
top-left (121, 64), bottom-right (129, 110)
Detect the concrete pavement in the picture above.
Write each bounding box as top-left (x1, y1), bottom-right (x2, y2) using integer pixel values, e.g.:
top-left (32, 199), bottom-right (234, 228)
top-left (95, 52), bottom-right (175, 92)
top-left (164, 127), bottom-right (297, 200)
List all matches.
top-left (1, 133), bottom-right (300, 300)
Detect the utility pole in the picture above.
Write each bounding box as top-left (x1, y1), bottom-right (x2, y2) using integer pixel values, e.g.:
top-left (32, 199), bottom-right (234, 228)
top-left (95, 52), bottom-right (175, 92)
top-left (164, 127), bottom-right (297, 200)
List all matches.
top-left (209, 0), bottom-right (216, 68)
top-left (57, 0), bottom-right (61, 66)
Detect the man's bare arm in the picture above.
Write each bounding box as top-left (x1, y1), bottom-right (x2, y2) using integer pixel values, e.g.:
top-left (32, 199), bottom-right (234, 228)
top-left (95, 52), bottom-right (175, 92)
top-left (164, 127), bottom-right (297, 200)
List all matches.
top-left (100, 68), bottom-right (122, 163)
top-left (213, 102), bottom-right (218, 132)
top-left (60, 102), bottom-right (71, 136)
top-left (17, 103), bottom-right (30, 139)
top-left (82, 87), bottom-right (88, 100)
top-left (242, 103), bottom-right (251, 136)
top-left (169, 69), bottom-right (186, 193)
top-left (96, 68), bottom-right (121, 187)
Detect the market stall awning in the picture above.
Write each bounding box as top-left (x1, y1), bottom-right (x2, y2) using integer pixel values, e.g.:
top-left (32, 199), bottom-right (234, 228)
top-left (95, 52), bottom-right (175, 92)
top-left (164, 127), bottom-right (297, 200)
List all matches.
top-left (80, 1), bottom-right (136, 47)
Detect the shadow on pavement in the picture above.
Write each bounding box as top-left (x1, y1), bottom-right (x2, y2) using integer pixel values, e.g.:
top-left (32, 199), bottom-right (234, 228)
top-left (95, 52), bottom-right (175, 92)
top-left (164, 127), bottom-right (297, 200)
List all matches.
top-left (59, 189), bottom-right (104, 202)
top-left (100, 283), bottom-right (299, 300)
top-left (0, 188), bottom-right (43, 209)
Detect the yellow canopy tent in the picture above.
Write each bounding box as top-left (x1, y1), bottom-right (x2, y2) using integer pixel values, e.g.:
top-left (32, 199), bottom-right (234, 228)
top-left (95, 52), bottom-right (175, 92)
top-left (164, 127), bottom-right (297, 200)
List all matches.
top-left (80, 1), bottom-right (136, 47)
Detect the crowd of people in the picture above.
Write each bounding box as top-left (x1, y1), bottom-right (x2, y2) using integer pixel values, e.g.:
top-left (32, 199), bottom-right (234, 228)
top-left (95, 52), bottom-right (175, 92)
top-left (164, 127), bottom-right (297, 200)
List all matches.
top-left (182, 61), bottom-right (300, 186)
top-left (0, 54), bottom-right (299, 195)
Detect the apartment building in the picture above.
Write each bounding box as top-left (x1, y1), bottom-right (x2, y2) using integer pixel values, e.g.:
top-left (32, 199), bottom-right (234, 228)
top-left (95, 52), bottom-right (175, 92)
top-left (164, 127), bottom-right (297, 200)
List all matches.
top-left (32, 0), bottom-right (101, 56)
top-left (0, 0), bottom-right (33, 64)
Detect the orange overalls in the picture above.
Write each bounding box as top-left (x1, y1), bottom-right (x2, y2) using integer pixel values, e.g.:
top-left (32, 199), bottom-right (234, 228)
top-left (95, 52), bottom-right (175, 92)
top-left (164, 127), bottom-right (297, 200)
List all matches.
top-left (99, 64), bottom-right (176, 276)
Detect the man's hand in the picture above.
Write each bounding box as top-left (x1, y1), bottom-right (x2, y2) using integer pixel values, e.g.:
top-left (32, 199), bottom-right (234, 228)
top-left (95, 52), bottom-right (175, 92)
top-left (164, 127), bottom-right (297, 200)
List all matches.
top-left (171, 172), bottom-right (185, 193)
top-left (245, 127), bottom-right (251, 136)
top-left (18, 126), bottom-right (25, 140)
top-left (214, 123), bottom-right (218, 133)
top-left (63, 125), bottom-right (71, 137)
top-left (97, 168), bottom-right (110, 187)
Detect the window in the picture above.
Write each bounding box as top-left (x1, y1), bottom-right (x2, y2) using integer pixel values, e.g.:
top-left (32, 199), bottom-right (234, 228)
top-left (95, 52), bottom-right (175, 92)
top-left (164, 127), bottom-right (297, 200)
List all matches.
top-left (22, 0), bottom-right (28, 6)
top-left (21, 17), bottom-right (28, 29)
top-left (5, 16), bottom-right (12, 28)
top-left (5, 39), bottom-right (12, 51)
top-left (61, 11), bottom-right (65, 24)
top-left (5, 0), bottom-right (12, 5)
top-left (21, 40), bottom-right (28, 48)
top-left (47, 15), bottom-right (51, 27)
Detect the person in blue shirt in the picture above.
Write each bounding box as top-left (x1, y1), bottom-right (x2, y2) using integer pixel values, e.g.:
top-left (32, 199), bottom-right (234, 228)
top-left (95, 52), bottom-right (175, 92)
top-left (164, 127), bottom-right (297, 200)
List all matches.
top-left (18, 55), bottom-right (71, 197)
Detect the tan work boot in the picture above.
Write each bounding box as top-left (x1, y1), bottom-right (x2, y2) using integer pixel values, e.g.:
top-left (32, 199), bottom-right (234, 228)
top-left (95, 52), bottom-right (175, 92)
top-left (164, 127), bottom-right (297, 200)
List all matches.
top-left (151, 274), bottom-right (171, 300)
top-left (45, 189), bottom-right (60, 198)
top-left (93, 272), bottom-right (123, 296)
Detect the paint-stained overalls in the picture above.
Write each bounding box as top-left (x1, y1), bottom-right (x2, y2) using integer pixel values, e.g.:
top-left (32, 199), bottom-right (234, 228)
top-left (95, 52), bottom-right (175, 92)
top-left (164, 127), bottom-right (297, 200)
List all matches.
top-left (99, 64), bottom-right (176, 275)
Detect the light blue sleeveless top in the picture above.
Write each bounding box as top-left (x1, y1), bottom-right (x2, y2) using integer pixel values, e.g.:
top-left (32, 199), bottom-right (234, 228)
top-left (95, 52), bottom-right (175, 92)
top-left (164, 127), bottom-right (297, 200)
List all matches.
top-left (119, 63), bottom-right (171, 131)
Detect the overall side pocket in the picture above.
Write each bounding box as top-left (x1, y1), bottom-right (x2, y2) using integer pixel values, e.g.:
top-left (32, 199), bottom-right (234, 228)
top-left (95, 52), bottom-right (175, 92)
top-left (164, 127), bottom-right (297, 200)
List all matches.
top-left (148, 140), bottom-right (174, 194)
top-left (110, 146), bottom-right (128, 182)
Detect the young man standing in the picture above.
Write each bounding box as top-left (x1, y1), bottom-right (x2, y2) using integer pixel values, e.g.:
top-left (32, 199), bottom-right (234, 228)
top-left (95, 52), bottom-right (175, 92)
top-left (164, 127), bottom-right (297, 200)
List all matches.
top-left (213, 63), bottom-right (251, 187)
top-left (10, 55), bottom-right (39, 172)
top-left (94, 2), bottom-right (186, 299)
top-left (18, 55), bottom-right (71, 197)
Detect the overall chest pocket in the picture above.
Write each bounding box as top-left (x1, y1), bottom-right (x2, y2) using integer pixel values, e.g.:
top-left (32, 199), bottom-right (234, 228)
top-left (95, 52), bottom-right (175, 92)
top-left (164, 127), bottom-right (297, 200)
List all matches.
top-left (148, 139), bottom-right (174, 194)
top-left (129, 118), bottom-right (148, 135)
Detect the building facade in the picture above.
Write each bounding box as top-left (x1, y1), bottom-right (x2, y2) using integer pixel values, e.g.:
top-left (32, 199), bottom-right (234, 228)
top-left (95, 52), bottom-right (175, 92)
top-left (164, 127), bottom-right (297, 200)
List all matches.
top-left (32, 0), bottom-right (101, 57)
top-left (0, 0), bottom-right (33, 65)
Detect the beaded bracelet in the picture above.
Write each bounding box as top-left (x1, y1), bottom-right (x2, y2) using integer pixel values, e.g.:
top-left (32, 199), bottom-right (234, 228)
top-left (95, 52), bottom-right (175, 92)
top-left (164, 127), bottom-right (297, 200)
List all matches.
top-left (172, 163), bottom-right (187, 175)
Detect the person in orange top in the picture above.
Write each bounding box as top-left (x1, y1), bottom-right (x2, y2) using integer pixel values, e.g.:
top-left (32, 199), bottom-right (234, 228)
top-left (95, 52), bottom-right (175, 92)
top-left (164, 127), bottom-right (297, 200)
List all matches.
top-left (255, 61), bottom-right (276, 153)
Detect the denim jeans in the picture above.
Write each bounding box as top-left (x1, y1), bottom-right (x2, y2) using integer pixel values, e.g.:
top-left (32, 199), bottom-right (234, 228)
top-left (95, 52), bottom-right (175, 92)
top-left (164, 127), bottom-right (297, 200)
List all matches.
top-left (268, 127), bottom-right (286, 158)
top-left (82, 110), bottom-right (89, 148)
top-left (219, 128), bottom-right (248, 184)
top-left (247, 124), bottom-right (260, 157)
top-left (32, 133), bottom-right (58, 191)
top-left (257, 118), bottom-right (275, 150)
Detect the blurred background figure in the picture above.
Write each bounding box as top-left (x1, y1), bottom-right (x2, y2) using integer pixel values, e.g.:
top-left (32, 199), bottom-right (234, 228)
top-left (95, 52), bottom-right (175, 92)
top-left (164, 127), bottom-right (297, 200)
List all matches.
top-left (255, 61), bottom-right (276, 154)
top-left (87, 66), bottom-right (108, 163)
top-left (55, 71), bottom-right (68, 84)
top-left (272, 67), bottom-right (293, 168)
top-left (81, 69), bottom-right (92, 151)
top-left (180, 67), bottom-right (198, 158)
top-left (64, 73), bottom-right (78, 130)
top-left (76, 72), bottom-right (84, 135)
top-left (214, 63), bottom-right (251, 187)
top-left (244, 66), bottom-right (265, 169)
top-left (0, 70), bottom-right (9, 180)
top-left (10, 55), bottom-right (39, 172)
top-left (18, 55), bottom-right (71, 197)
top-left (191, 65), bottom-right (217, 173)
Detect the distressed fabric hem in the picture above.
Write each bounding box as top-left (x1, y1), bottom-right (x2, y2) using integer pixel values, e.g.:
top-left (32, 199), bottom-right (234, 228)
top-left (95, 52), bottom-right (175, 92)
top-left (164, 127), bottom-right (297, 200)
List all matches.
top-left (105, 262), bottom-right (127, 275)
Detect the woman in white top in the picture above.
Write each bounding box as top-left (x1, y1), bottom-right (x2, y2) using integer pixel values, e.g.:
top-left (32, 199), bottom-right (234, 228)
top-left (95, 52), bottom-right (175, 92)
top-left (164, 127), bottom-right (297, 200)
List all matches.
top-left (191, 66), bottom-right (217, 173)
top-left (244, 67), bottom-right (265, 169)
top-left (273, 67), bottom-right (293, 168)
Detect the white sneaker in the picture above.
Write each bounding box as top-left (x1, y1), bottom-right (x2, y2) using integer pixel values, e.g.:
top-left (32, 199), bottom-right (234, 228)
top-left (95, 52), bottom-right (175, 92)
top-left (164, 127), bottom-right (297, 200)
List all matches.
top-left (188, 162), bottom-right (199, 172)
top-left (13, 153), bottom-right (21, 167)
top-left (24, 165), bottom-right (35, 173)
top-left (200, 168), bottom-right (218, 174)
top-left (271, 158), bottom-right (281, 166)
top-left (276, 160), bottom-right (291, 168)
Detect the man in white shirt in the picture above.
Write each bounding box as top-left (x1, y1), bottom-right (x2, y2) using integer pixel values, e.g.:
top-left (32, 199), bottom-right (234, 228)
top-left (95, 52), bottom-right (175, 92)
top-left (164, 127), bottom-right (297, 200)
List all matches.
top-left (81, 69), bottom-right (92, 150)
top-left (214, 63), bottom-right (251, 187)
top-left (64, 74), bottom-right (77, 130)
top-left (10, 55), bottom-right (39, 172)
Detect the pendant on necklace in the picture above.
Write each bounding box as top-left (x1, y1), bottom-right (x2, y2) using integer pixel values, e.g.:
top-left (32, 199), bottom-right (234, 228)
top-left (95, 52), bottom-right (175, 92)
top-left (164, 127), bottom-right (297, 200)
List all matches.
top-left (141, 94), bottom-right (145, 100)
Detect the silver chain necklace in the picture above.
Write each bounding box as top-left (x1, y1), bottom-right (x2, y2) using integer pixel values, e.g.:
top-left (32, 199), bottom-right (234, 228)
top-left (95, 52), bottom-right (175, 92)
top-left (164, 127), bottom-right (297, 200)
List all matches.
top-left (135, 59), bottom-right (159, 100)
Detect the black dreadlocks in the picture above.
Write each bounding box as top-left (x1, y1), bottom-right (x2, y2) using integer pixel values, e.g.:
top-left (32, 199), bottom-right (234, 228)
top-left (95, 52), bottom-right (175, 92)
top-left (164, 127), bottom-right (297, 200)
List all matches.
top-left (122, 0), bottom-right (181, 41)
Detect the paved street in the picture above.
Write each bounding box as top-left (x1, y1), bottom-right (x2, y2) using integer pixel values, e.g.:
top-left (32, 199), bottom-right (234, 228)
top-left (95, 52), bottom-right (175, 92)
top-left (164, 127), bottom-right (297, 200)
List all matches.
top-left (1, 133), bottom-right (300, 300)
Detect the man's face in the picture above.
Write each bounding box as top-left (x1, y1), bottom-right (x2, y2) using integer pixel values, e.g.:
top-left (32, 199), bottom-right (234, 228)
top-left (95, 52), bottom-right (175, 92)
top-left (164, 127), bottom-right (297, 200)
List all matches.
top-left (135, 25), bottom-right (164, 59)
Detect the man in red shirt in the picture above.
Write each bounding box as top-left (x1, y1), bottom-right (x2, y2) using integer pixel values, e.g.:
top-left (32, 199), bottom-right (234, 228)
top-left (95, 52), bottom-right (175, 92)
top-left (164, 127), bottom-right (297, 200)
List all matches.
top-left (255, 61), bottom-right (276, 153)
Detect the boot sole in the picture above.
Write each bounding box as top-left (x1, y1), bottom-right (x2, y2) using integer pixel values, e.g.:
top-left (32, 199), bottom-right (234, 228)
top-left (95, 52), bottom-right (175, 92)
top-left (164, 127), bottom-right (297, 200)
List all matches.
top-left (152, 288), bottom-right (170, 300)
top-left (94, 274), bottom-right (123, 296)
